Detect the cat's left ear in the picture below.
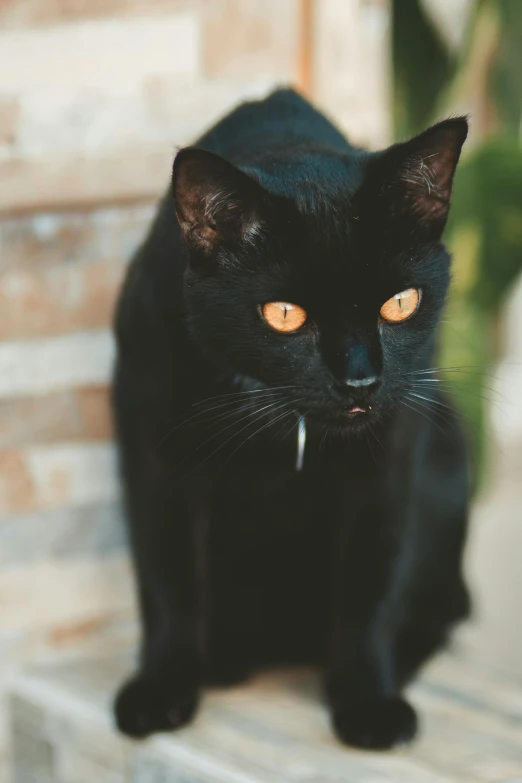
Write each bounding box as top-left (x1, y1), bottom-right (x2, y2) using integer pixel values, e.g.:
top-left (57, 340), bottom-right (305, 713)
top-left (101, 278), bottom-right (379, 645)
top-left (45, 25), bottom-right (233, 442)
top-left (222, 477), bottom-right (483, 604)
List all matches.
top-left (373, 117), bottom-right (468, 238)
top-left (172, 147), bottom-right (269, 265)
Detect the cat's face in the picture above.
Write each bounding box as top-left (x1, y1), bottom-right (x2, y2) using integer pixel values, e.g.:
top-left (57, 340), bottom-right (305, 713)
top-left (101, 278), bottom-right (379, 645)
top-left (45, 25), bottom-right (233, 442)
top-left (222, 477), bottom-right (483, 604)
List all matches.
top-left (173, 119), bottom-right (467, 430)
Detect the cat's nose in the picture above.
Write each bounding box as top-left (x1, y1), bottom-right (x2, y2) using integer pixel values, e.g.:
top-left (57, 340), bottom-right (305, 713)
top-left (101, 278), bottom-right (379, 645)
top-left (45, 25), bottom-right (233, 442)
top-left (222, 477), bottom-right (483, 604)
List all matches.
top-left (344, 376), bottom-right (379, 388)
top-left (342, 341), bottom-right (380, 390)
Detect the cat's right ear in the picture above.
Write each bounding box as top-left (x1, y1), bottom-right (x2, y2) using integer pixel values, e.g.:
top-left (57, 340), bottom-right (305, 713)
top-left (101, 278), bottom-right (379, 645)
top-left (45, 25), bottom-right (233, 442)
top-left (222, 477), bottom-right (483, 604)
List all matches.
top-left (172, 147), bottom-right (268, 266)
top-left (368, 118), bottom-right (468, 240)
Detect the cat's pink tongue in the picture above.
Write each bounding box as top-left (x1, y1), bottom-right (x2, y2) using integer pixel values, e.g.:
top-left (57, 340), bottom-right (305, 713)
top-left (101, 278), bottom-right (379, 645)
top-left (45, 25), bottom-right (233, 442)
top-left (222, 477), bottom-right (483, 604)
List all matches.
top-left (347, 406), bottom-right (366, 414)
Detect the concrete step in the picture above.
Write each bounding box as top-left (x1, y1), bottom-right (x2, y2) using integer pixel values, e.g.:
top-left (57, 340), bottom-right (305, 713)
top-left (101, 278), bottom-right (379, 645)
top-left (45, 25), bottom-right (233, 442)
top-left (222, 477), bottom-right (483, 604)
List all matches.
top-left (7, 648), bottom-right (522, 783)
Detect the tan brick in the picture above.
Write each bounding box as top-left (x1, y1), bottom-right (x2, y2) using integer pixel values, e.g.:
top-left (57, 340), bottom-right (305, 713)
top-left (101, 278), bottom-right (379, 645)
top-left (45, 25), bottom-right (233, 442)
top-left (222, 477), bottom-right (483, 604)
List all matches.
top-left (76, 388), bottom-right (113, 442)
top-left (0, 332), bottom-right (114, 398)
top-left (0, 206), bottom-right (154, 276)
top-left (27, 443), bottom-right (119, 512)
top-left (48, 617), bottom-right (108, 646)
top-left (0, 451), bottom-right (36, 516)
top-left (0, 555), bottom-right (132, 629)
top-left (0, 75), bottom-right (280, 215)
top-left (0, 148), bottom-right (170, 217)
top-left (0, 501), bottom-right (124, 566)
top-left (0, 388), bottom-right (112, 449)
top-left (0, 442), bottom-right (118, 517)
top-left (0, 10), bottom-right (203, 214)
top-left (0, 95), bottom-right (19, 145)
top-left (311, 0), bottom-right (391, 147)
top-left (0, 0), bottom-right (192, 29)
top-left (201, 0), bottom-right (301, 81)
top-left (0, 259), bottom-right (126, 340)
top-left (0, 14), bottom-right (199, 93)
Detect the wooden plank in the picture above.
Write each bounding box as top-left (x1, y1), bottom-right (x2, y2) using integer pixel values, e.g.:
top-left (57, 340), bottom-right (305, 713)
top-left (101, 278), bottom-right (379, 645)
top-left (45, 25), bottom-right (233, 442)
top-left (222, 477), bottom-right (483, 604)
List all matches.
top-left (10, 651), bottom-right (522, 782)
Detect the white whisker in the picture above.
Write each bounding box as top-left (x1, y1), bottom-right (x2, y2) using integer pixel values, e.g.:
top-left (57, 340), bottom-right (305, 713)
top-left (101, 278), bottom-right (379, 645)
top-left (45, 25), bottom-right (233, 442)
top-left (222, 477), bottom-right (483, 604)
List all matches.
top-left (156, 391), bottom-right (289, 450)
top-left (176, 397), bottom-right (292, 469)
top-left (193, 397), bottom-right (306, 470)
top-left (194, 385), bottom-right (297, 406)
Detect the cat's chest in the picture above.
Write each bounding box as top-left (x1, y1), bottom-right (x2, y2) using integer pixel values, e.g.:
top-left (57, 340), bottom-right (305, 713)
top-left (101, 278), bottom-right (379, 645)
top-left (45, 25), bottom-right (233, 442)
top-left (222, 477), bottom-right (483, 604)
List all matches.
top-left (212, 466), bottom-right (329, 537)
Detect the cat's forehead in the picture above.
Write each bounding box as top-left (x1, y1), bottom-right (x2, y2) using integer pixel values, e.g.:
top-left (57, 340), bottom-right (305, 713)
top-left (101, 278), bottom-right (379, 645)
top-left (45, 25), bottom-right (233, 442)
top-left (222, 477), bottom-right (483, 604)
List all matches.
top-left (281, 206), bottom-right (381, 279)
top-left (266, 245), bottom-right (387, 315)
top-left (263, 216), bottom-right (429, 315)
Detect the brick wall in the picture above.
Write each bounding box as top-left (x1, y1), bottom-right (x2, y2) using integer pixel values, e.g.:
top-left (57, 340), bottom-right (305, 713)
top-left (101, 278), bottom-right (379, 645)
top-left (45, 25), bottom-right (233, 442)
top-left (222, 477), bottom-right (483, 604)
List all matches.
top-left (0, 0), bottom-right (390, 758)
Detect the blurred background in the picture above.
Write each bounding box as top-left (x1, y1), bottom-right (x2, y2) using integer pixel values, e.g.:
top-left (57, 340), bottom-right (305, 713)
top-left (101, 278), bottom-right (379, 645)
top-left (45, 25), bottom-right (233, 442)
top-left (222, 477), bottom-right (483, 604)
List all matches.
top-left (0, 0), bottom-right (521, 778)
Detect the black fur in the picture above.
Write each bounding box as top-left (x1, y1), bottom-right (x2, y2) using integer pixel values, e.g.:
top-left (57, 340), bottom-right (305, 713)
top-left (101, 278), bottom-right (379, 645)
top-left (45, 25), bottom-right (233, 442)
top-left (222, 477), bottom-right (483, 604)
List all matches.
top-left (113, 89), bottom-right (470, 749)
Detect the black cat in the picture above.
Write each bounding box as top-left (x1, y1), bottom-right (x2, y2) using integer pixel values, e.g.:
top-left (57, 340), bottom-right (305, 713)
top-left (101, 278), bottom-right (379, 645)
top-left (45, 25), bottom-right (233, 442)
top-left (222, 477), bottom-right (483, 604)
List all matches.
top-left (113, 88), bottom-right (471, 750)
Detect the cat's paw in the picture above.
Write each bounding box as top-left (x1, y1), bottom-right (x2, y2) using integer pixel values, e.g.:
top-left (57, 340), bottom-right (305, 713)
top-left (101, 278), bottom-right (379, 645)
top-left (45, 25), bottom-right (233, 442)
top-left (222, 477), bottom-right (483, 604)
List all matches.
top-left (332, 696), bottom-right (418, 750)
top-left (114, 674), bottom-right (199, 739)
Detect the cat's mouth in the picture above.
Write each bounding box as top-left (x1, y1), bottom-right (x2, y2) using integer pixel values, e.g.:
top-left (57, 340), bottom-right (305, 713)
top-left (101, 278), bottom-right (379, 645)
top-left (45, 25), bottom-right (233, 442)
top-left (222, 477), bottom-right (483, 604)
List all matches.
top-left (306, 401), bottom-right (374, 428)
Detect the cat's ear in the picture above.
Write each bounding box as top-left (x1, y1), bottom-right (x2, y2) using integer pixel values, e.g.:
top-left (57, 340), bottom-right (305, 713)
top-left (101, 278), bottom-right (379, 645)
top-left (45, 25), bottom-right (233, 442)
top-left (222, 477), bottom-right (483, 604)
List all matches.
top-left (172, 147), bottom-right (268, 263)
top-left (374, 117), bottom-right (468, 237)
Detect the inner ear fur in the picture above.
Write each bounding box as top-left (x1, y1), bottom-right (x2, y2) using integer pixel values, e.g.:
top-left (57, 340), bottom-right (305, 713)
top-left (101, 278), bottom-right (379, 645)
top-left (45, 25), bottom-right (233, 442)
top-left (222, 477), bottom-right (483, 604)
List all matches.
top-left (172, 147), bottom-right (268, 258)
top-left (376, 117), bottom-right (468, 236)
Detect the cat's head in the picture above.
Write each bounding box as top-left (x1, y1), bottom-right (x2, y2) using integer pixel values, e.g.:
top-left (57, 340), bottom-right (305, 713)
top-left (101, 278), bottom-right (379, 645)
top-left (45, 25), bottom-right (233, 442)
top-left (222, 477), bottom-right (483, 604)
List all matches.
top-left (172, 118), bottom-right (467, 431)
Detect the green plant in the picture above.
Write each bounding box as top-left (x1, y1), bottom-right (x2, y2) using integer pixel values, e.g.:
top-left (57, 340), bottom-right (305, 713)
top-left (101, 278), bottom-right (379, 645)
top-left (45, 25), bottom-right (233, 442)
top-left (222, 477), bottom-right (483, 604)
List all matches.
top-left (392, 0), bottom-right (522, 479)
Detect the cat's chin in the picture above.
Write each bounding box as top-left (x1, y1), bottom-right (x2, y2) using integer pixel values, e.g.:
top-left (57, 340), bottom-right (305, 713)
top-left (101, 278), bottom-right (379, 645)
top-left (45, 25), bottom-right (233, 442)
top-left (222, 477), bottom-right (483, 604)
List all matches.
top-left (340, 408), bottom-right (372, 431)
top-left (308, 406), bottom-right (374, 433)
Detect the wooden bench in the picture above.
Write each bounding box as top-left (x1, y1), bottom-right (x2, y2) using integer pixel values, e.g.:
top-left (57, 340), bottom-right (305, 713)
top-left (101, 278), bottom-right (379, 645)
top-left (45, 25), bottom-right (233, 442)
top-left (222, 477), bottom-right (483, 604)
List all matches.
top-left (7, 646), bottom-right (522, 782)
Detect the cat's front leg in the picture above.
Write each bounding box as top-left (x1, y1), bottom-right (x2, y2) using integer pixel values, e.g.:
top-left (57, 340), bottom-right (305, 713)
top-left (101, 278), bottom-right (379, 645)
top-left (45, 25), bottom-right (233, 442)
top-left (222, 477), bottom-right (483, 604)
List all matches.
top-left (326, 484), bottom-right (417, 750)
top-left (114, 456), bottom-right (208, 739)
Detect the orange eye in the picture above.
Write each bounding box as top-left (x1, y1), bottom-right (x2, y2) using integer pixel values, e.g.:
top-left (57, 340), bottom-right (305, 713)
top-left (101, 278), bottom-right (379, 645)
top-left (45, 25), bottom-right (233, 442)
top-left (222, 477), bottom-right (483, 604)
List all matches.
top-left (380, 288), bottom-right (420, 323)
top-left (262, 302), bottom-right (307, 333)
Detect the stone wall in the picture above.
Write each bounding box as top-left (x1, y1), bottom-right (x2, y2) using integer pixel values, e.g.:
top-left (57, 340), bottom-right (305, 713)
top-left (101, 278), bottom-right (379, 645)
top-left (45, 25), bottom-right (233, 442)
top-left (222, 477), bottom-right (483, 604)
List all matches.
top-left (0, 0), bottom-right (390, 771)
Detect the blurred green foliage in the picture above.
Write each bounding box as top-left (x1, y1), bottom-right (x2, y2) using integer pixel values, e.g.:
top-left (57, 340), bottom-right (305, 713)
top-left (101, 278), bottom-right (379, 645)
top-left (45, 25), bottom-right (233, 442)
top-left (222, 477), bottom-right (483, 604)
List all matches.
top-left (392, 0), bottom-right (522, 478)
top-left (392, 0), bottom-right (454, 138)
